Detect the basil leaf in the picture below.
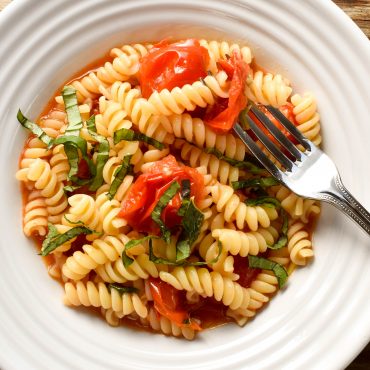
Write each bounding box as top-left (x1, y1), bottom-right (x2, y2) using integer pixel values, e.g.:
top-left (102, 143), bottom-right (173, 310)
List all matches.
top-left (17, 109), bottom-right (53, 147)
top-left (108, 155), bottom-right (132, 200)
top-left (121, 235), bottom-right (159, 267)
top-left (86, 116), bottom-right (110, 191)
top-left (248, 255), bottom-right (288, 289)
top-left (63, 185), bottom-right (81, 194)
top-left (176, 199), bottom-right (204, 262)
top-left (245, 196), bottom-right (281, 209)
top-left (232, 177), bottom-right (280, 190)
top-left (149, 239), bottom-right (222, 266)
top-left (151, 181), bottom-right (181, 243)
top-left (268, 210), bottom-right (288, 250)
top-left (54, 135), bottom-right (88, 156)
top-left (238, 104), bottom-right (253, 129)
top-left (63, 142), bottom-right (80, 179)
top-left (114, 128), bottom-right (164, 150)
top-left (63, 214), bottom-right (84, 225)
top-left (203, 147), bottom-right (263, 174)
top-left (41, 224), bottom-right (94, 256)
top-left (62, 85), bottom-right (83, 136)
top-left (108, 283), bottom-right (138, 294)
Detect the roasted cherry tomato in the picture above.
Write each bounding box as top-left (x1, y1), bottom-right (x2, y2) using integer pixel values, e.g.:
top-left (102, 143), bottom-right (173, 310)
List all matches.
top-left (149, 278), bottom-right (201, 331)
top-left (139, 39), bottom-right (210, 98)
top-left (119, 155), bottom-right (205, 234)
top-left (204, 50), bottom-right (249, 133)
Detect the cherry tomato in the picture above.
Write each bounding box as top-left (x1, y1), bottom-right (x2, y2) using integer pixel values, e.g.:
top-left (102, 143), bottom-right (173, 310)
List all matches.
top-left (119, 155), bottom-right (205, 234)
top-left (149, 278), bottom-right (202, 331)
top-left (204, 50), bottom-right (249, 133)
top-left (139, 39), bottom-right (210, 98)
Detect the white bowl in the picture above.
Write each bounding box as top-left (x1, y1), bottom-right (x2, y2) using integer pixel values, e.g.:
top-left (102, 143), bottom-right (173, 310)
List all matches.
top-left (1, 1), bottom-right (370, 369)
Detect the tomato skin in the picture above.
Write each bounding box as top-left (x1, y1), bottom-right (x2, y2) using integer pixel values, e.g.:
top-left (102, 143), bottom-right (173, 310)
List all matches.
top-left (204, 51), bottom-right (249, 133)
top-left (139, 39), bottom-right (210, 98)
top-left (149, 278), bottom-right (201, 331)
top-left (119, 155), bottom-right (205, 234)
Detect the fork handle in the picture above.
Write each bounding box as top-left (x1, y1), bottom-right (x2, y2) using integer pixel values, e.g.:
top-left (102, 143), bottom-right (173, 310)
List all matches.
top-left (319, 176), bottom-right (370, 235)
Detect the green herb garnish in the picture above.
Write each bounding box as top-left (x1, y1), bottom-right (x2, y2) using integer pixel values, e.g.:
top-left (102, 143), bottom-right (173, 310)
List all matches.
top-left (248, 255), bottom-right (288, 288)
top-left (86, 115), bottom-right (109, 191)
top-left (63, 185), bottom-right (82, 194)
top-left (268, 210), bottom-right (288, 250)
top-left (232, 177), bottom-right (280, 190)
top-left (176, 199), bottom-right (204, 262)
top-left (245, 196), bottom-right (281, 209)
top-left (41, 223), bottom-right (94, 256)
top-left (62, 85), bottom-right (83, 136)
top-left (121, 236), bottom-right (159, 267)
top-left (203, 147), bottom-right (263, 174)
top-left (108, 283), bottom-right (138, 294)
top-left (151, 181), bottom-right (181, 243)
top-left (114, 128), bottom-right (164, 150)
top-left (149, 239), bottom-right (222, 266)
top-left (107, 155), bottom-right (132, 200)
top-left (17, 110), bottom-right (53, 147)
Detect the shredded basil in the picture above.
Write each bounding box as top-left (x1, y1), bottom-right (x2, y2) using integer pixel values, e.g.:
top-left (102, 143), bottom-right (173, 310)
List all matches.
top-left (63, 185), bottom-right (81, 194)
top-left (245, 196), bottom-right (281, 209)
top-left (107, 155), bottom-right (132, 200)
top-left (121, 236), bottom-right (159, 267)
top-left (203, 147), bottom-right (263, 174)
top-left (62, 85), bottom-right (83, 136)
top-left (176, 199), bottom-right (204, 262)
top-left (232, 177), bottom-right (280, 190)
top-left (248, 255), bottom-right (288, 288)
top-left (108, 283), bottom-right (138, 294)
top-left (86, 115), bottom-right (110, 191)
top-left (238, 104), bottom-right (253, 130)
top-left (151, 181), bottom-right (181, 243)
top-left (149, 239), bottom-right (222, 266)
top-left (41, 223), bottom-right (94, 256)
top-left (17, 110), bottom-right (53, 147)
top-left (63, 214), bottom-right (85, 225)
top-left (268, 210), bottom-right (288, 250)
top-left (114, 128), bottom-right (164, 150)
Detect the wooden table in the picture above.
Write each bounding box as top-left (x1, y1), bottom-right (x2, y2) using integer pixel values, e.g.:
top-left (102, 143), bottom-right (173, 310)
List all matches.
top-left (0, 0), bottom-right (369, 369)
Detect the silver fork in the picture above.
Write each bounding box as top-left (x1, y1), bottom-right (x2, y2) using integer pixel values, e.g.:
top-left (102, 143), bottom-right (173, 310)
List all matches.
top-left (233, 104), bottom-right (370, 235)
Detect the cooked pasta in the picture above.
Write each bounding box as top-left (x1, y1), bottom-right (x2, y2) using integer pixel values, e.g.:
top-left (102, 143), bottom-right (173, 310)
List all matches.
top-left (16, 37), bottom-right (320, 339)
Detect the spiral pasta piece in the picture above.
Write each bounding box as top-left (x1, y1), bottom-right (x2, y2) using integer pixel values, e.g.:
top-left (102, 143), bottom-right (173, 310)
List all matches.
top-left (95, 254), bottom-right (167, 283)
top-left (110, 43), bottom-right (152, 59)
top-left (100, 82), bottom-right (174, 143)
top-left (246, 71), bottom-right (292, 107)
top-left (95, 193), bottom-right (127, 235)
top-left (49, 144), bottom-right (69, 182)
top-left (174, 139), bottom-right (239, 184)
top-left (62, 234), bottom-right (133, 280)
top-left (140, 307), bottom-right (195, 340)
top-left (247, 271), bottom-right (279, 312)
top-left (199, 39), bottom-right (253, 74)
top-left (209, 182), bottom-right (279, 230)
top-left (25, 158), bottom-right (68, 223)
top-left (39, 108), bottom-right (67, 138)
top-left (212, 226), bottom-right (278, 257)
top-left (161, 113), bottom-right (246, 160)
top-left (62, 194), bottom-right (101, 234)
top-left (16, 138), bottom-right (51, 183)
top-left (23, 190), bottom-right (48, 237)
top-left (95, 97), bottom-right (133, 138)
top-left (160, 266), bottom-right (250, 310)
top-left (197, 232), bottom-right (236, 278)
top-left (64, 281), bottom-right (148, 318)
top-left (287, 222), bottom-right (313, 265)
top-left (291, 92), bottom-right (322, 146)
top-left (274, 186), bottom-right (320, 223)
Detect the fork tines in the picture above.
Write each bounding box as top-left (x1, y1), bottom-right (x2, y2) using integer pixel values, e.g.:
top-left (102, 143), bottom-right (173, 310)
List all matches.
top-left (238, 104), bottom-right (313, 173)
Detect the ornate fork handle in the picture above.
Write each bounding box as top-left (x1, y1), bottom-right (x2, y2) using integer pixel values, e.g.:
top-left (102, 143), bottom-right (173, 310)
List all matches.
top-left (318, 176), bottom-right (370, 235)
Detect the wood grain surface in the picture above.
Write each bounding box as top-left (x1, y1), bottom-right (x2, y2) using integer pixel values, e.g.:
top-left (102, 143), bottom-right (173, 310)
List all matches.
top-left (0, 0), bottom-right (369, 369)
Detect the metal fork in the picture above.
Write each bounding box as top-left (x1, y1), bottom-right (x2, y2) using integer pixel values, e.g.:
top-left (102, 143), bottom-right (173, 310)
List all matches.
top-left (233, 104), bottom-right (370, 235)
